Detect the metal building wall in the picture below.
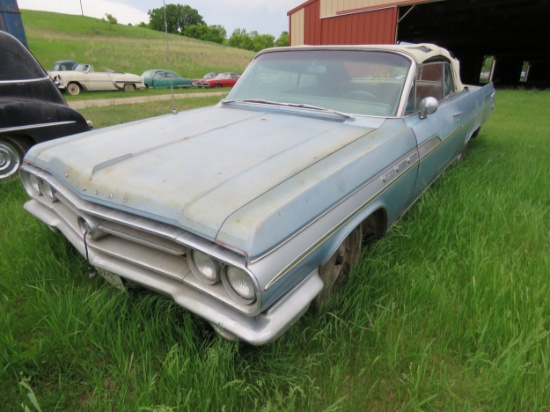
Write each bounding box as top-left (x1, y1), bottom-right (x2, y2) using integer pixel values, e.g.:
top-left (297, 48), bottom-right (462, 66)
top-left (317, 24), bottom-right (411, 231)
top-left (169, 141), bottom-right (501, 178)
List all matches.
top-left (320, 0), bottom-right (416, 19)
top-left (290, 0), bottom-right (407, 46)
top-left (320, 7), bottom-right (398, 44)
top-left (0, 0), bottom-right (27, 47)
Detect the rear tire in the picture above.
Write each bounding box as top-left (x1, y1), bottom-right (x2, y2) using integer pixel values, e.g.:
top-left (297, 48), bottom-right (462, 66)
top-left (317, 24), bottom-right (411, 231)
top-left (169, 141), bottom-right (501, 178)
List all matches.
top-left (67, 82), bottom-right (81, 95)
top-left (0, 136), bottom-right (28, 182)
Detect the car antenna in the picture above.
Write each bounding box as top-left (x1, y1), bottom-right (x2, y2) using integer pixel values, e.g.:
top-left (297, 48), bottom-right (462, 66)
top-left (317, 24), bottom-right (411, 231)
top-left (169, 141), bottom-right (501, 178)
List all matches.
top-left (163, 0), bottom-right (177, 115)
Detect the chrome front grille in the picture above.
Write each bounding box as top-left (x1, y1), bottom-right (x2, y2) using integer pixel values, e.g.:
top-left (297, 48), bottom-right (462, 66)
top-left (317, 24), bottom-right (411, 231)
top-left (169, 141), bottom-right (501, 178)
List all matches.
top-left (21, 164), bottom-right (257, 315)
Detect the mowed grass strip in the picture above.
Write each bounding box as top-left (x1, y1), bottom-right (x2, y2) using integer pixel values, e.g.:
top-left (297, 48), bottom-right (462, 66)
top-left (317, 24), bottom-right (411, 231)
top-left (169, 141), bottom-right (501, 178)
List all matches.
top-left (1, 90), bottom-right (548, 410)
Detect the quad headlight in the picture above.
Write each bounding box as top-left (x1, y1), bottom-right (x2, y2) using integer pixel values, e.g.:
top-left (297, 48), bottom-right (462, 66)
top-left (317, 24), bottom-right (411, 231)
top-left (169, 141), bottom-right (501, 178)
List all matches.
top-left (40, 180), bottom-right (57, 202)
top-left (223, 266), bottom-right (256, 302)
top-left (189, 250), bottom-right (221, 284)
top-left (28, 174), bottom-right (41, 195)
top-left (188, 249), bottom-right (257, 304)
top-left (21, 171), bottom-right (58, 203)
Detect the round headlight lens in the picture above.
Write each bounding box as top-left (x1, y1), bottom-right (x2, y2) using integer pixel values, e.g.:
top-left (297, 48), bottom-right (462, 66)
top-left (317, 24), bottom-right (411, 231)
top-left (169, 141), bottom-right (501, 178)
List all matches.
top-left (226, 266), bottom-right (255, 301)
top-left (29, 174), bottom-right (42, 196)
top-left (41, 181), bottom-right (57, 202)
top-left (190, 250), bottom-right (220, 284)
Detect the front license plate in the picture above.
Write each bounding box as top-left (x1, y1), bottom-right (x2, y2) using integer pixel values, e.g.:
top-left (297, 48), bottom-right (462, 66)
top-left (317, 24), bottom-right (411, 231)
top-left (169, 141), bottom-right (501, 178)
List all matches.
top-left (97, 268), bottom-right (126, 292)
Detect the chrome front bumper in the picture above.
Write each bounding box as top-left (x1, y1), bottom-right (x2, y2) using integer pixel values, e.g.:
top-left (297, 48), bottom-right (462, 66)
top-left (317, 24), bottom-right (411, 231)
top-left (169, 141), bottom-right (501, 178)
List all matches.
top-left (24, 198), bottom-right (323, 345)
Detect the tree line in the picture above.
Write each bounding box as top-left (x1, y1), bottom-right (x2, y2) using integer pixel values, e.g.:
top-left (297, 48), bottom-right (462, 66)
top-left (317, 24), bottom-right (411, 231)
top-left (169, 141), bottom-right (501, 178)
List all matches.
top-left (145, 4), bottom-right (289, 51)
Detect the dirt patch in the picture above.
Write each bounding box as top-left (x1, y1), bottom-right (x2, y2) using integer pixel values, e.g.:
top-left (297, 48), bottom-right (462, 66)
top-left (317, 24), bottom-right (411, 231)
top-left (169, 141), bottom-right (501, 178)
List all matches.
top-left (67, 91), bottom-right (227, 109)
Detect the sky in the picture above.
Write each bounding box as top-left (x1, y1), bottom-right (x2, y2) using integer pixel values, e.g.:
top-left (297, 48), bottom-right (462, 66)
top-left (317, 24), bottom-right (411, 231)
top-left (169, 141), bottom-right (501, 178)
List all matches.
top-left (17, 0), bottom-right (305, 37)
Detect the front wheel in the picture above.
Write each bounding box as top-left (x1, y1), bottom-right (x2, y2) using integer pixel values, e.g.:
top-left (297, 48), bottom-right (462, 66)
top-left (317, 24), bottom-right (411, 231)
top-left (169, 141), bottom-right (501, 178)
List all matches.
top-left (0, 136), bottom-right (27, 182)
top-left (316, 225), bottom-right (363, 306)
top-left (124, 83), bottom-right (135, 92)
top-left (67, 82), bottom-right (81, 95)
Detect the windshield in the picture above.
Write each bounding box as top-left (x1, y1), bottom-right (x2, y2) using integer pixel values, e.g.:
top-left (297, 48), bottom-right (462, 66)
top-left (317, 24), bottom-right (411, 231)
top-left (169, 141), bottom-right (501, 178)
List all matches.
top-left (75, 64), bottom-right (91, 72)
top-left (226, 49), bottom-right (411, 117)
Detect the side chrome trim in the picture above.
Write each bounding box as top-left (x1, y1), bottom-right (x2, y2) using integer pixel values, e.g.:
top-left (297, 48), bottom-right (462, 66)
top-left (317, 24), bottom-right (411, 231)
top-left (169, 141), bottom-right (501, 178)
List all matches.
top-left (263, 147), bottom-right (419, 290)
top-left (417, 135), bottom-right (442, 160)
top-left (0, 76), bottom-right (51, 85)
top-left (0, 121), bottom-right (77, 134)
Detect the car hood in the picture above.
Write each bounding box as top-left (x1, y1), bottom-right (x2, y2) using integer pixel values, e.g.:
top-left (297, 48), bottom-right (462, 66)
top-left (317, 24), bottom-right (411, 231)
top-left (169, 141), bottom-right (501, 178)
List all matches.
top-left (27, 105), bottom-right (380, 257)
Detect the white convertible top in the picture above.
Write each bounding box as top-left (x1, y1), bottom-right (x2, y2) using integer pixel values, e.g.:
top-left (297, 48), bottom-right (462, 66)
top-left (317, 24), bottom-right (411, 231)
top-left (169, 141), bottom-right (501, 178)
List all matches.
top-left (363, 43), bottom-right (464, 92)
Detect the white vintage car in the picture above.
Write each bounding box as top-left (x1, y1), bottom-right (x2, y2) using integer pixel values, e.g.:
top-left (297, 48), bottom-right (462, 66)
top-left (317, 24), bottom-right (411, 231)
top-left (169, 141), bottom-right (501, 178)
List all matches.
top-left (49, 64), bottom-right (145, 95)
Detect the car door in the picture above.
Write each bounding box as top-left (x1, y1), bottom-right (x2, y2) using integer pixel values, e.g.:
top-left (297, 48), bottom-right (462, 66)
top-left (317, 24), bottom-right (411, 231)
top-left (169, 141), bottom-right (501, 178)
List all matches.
top-left (404, 62), bottom-right (468, 193)
top-left (153, 71), bottom-right (167, 88)
top-left (88, 67), bottom-right (114, 91)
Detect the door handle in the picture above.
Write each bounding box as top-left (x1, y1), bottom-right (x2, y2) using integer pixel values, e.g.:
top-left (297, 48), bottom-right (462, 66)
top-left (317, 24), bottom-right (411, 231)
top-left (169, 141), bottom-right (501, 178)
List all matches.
top-left (453, 112), bottom-right (462, 122)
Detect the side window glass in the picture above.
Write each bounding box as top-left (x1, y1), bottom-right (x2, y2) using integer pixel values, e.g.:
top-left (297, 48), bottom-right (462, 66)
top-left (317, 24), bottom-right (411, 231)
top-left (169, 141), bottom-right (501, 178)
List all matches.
top-left (407, 62), bottom-right (445, 113)
top-left (444, 63), bottom-right (455, 97)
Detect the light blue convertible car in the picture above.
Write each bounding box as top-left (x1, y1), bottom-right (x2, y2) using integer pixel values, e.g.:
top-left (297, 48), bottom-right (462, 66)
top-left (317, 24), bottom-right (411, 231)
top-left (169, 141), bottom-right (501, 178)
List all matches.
top-left (20, 44), bottom-right (495, 345)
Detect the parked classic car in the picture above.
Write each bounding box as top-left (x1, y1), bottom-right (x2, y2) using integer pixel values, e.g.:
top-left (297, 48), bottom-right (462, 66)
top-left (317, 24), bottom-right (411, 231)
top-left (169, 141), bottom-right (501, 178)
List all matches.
top-left (200, 72), bottom-right (220, 79)
top-left (192, 72), bottom-right (241, 88)
top-left (0, 31), bottom-right (90, 182)
top-left (49, 64), bottom-right (146, 95)
top-left (141, 69), bottom-right (193, 89)
top-left (21, 44), bottom-right (495, 344)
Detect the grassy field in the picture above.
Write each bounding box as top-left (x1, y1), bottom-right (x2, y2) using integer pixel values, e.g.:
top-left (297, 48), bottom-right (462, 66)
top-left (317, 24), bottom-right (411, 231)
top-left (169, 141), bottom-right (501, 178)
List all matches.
top-left (21, 10), bottom-right (254, 79)
top-left (1, 85), bottom-right (549, 410)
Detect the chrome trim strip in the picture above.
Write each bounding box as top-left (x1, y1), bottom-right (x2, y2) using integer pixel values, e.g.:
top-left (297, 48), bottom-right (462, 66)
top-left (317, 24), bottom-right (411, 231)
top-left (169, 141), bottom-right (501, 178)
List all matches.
top-left (417, 136), bottom-right (442, 160)
top-left (0, 76), bottom-right (51, 85)
top-left (0, 121), bottom-right (77, 134)
top-left (263, 147), bottom-right (419, 290)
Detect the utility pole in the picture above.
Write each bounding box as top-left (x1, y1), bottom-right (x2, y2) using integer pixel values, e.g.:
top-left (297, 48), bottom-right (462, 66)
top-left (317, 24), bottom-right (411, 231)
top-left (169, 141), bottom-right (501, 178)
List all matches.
top-left (79, 0), bottom-right (84, 16)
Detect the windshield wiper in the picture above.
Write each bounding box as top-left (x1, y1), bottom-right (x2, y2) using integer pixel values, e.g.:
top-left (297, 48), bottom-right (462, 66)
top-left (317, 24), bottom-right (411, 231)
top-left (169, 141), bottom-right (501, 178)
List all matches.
top-left (222, 99), bottom-right (355, 120)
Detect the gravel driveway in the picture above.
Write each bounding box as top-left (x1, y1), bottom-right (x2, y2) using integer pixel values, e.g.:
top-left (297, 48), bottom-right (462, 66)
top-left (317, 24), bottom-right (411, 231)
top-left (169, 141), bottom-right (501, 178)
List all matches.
top-left (67, 91), bottom-right (227, 109)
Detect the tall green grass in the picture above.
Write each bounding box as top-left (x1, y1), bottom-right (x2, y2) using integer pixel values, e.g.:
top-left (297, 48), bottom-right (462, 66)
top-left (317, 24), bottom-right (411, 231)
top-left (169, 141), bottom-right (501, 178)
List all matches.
top-left (1, 90), bottom-right (548, 411)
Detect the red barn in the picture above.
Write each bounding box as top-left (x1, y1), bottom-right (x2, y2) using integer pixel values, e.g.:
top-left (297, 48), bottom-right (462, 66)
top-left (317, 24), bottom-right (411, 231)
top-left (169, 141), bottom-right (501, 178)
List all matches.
top-left (288, 0), bottom-right (550, 87)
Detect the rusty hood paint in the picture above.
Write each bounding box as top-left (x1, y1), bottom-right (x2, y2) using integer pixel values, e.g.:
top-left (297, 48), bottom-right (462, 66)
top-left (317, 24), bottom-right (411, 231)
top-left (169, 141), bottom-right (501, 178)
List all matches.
top-left (26, 104), bottom-right (379, 257)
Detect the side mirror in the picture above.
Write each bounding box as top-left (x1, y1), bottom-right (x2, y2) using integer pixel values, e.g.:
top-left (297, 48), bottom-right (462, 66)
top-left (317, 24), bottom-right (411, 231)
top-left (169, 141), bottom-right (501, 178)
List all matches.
top-left (419, 97), bottom-right (439, 119)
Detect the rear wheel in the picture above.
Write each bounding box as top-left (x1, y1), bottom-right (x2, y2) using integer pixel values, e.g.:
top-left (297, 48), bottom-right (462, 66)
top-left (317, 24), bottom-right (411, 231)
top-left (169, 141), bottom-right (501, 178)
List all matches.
top-left (67, 82), bottom-right (81, 95)
top-left (316, 225), bottom-right (363, 306)
top-left (0, 136), bottom-right (28, 182)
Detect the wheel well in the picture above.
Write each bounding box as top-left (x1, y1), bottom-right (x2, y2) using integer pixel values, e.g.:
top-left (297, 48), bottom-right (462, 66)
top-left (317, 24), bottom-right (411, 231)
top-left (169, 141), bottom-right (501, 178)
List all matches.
top-left (67, 81), bottom-right (84, 91)
top-left (1, 134), bottom-right (34, 151)
top-left (360, 208), bottom-right (387, 245)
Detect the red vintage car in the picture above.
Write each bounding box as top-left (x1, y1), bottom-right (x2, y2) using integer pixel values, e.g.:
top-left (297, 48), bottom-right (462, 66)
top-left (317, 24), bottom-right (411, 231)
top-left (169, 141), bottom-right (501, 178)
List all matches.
top-left (192, 72), bottom-right (240, 88)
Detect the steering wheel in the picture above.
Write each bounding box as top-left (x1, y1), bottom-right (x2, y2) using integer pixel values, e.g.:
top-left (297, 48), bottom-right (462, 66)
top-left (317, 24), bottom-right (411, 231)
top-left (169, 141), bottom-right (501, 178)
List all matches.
top-left (343, 90), bottom-right (377, 101)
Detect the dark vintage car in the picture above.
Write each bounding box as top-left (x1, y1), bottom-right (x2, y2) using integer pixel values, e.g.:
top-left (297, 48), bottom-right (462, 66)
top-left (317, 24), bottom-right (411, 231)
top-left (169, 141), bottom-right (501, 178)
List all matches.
top-left (0, 31), bottom-right (91, 181)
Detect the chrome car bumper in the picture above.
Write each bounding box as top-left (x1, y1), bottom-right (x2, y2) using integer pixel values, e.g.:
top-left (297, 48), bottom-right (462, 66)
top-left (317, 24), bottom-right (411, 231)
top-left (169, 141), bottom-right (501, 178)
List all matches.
top-left (24, 197), bottom-right (323, 345)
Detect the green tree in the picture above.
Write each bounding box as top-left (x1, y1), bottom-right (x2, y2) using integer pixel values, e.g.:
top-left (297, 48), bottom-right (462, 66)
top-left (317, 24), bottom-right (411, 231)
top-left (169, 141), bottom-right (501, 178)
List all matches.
top-left (185, 24), bottom-right (226, 44)
top-left (275, 31), bottom-right (289, 47)
top-left (148, 4), bottom-right (204, 34)
top-left (228, 28), bottom-right (254, 51)
top-left (103, 13), bottom-right (117, 30)
top-left (250, 31), bottom-right (275, 51)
